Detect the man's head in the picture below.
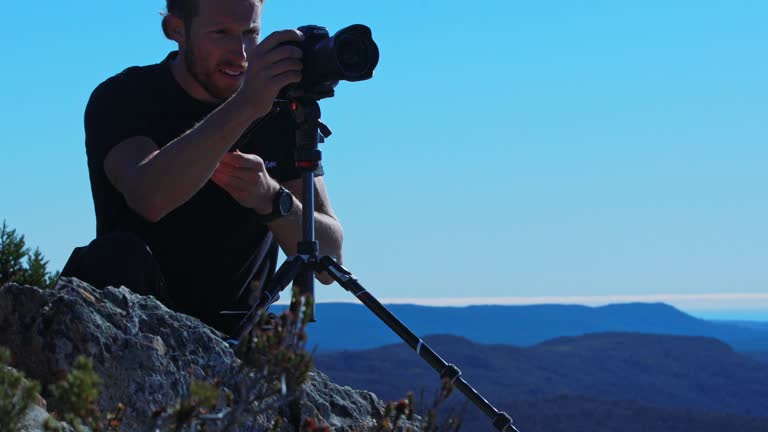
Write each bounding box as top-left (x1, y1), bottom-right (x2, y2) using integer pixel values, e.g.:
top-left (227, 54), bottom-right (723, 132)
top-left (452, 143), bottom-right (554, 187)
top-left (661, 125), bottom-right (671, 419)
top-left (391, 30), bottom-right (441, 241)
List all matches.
top-left (163, 0), bottom-right (263, 102)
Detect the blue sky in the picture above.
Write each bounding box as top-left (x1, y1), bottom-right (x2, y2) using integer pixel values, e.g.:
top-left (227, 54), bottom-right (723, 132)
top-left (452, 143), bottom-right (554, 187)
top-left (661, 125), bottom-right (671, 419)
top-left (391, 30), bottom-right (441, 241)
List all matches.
top-left (1, 1), bottom-right (766, 319)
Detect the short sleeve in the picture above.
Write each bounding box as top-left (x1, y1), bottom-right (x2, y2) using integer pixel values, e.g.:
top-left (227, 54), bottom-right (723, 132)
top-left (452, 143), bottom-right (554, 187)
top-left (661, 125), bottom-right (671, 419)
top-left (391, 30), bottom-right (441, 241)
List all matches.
top-left (84, 72), bottom-right (151, 170)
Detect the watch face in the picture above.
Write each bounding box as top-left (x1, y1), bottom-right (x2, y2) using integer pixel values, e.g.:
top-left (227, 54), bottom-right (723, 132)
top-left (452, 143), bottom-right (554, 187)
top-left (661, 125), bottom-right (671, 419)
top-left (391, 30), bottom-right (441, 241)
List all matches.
top-left (278, 191), bottom-right (293, 214)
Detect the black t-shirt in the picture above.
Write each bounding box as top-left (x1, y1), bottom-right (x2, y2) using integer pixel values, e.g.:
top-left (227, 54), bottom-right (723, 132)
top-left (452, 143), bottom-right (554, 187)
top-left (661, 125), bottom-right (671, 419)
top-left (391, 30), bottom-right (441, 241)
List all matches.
top-left (84, 52), bottom-right (320, 322)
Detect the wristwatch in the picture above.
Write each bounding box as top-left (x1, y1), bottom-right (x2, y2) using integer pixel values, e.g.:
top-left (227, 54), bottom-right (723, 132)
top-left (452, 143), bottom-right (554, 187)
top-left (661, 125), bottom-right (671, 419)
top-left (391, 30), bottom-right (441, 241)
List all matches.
top-left (255, 186), bottom-right (294, 223)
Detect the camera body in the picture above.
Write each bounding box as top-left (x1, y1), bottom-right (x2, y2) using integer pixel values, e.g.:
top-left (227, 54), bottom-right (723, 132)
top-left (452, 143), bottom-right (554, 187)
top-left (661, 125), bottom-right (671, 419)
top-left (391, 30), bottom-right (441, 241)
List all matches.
top-left (286, 24), bottom-right (379, 99)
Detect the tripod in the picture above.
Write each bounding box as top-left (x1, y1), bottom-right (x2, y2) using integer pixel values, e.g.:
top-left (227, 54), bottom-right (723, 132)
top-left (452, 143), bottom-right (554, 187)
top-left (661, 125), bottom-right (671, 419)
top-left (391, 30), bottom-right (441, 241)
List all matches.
top-left (232, 97), bottom-right (519, 432)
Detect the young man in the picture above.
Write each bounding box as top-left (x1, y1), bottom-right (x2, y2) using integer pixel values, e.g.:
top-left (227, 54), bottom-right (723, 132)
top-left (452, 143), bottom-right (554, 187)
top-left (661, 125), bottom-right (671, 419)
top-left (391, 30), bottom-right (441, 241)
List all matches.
top-left (63, 0), bottom-right (344, 335)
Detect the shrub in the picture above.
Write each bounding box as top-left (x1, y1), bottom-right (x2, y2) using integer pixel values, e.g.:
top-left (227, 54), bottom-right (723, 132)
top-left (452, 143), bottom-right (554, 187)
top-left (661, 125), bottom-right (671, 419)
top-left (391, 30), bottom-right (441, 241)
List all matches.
top-left (0, 220), bottom-right (60, 289)
top-left (0, 347), bottom-right (42, 432)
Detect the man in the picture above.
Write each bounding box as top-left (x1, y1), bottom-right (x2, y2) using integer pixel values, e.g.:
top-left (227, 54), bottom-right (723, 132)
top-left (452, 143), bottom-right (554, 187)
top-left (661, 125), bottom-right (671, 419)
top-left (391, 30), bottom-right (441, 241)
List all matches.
top-left (62, 0), bottom-right (344, 336)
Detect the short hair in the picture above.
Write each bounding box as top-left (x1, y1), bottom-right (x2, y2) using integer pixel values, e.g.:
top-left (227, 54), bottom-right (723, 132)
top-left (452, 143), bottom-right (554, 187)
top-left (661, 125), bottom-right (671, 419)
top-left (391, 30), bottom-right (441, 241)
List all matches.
top-left (162, 0), bottom-right (199, 40)
top-left (161, 0), bottom-right (263, 40)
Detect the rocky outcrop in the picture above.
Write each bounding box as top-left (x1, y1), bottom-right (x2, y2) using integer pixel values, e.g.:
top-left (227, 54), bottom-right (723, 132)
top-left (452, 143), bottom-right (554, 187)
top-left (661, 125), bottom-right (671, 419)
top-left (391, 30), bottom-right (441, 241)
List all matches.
top-left (0, 278), bottom-right (405, 431)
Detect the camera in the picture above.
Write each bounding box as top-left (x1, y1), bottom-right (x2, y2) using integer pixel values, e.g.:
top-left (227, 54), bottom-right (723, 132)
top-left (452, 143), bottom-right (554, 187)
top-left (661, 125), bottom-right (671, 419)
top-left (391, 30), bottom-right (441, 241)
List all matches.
top-left (287, 24), bottom-right (379, 99)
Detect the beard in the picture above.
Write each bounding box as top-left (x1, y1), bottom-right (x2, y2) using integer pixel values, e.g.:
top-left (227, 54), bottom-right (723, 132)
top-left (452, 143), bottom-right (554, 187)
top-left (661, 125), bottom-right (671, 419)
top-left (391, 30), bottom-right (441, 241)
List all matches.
top-left (183, 41), bottom-right (240, 102)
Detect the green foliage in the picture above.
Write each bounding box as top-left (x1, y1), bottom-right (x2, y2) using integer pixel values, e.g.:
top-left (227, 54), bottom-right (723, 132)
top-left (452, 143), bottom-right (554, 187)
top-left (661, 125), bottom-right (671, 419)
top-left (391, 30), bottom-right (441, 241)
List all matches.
top-left (39, 355), bottom-right (123, 432)
top-left (378, 379), bottom-right (466, 432)
top-left (189, 379), bottom-right (219, 409)
top-left (0, 219), bottom-right (60, 289)
top-left (235, 297), bottom-right (315, 394)
top-left (155, 378), bottom-right (222, 431)
top-left (0, 347), bottom-right (42, 432)
top-left (0, 220), bottom-right (28, 285)
top-left (50, 356), bottom-right (104, 432)
top-left (377, 392), bottom-right (416, 431)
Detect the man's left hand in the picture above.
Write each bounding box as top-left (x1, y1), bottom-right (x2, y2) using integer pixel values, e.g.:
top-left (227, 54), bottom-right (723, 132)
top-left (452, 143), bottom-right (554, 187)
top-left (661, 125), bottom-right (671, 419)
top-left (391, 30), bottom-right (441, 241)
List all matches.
top-left (211, 151), bottom-right (279, 214)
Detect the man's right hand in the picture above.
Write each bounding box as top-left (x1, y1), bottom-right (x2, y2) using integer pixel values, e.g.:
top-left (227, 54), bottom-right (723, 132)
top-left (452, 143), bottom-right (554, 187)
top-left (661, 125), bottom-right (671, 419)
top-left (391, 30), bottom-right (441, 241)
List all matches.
top-left (237, 30), bottom-right (304, 119)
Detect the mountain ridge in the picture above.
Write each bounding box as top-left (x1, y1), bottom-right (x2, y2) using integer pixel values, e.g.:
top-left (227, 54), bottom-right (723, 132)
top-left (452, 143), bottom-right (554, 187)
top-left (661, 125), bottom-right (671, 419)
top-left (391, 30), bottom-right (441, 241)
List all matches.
top-left (275, 302), bottom-right (768, 352)
top-left (314, 332), bottom-right (768, 419)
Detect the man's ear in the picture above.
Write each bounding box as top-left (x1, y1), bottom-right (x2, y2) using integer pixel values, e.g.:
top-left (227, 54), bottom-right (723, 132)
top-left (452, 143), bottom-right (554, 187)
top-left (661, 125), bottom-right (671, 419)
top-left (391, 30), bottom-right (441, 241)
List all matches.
top-left (163, 15), bottom-right (186, 47)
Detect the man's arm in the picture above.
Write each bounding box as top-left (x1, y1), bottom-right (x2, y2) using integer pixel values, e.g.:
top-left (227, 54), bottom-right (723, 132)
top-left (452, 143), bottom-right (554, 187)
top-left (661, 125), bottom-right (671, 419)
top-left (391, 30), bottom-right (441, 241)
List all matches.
top-left (270, 176), bottom-right (343, 285)
top-left (104, 94), bottom-right (260, 222)
top-left (102, 30), bottom-right (303, 222)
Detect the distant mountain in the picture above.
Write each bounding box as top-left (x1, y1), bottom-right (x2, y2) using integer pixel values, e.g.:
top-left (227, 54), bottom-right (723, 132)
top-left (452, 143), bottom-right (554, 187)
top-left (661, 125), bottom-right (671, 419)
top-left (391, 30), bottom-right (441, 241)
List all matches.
top-left (479, 396), bottom-right (768, 432)
top-left (314, 333), bottom-right (768, 419)
top-left (273, 302), bottom-right (768, 352)
top-left (717, 320), bottom-right (768, 331)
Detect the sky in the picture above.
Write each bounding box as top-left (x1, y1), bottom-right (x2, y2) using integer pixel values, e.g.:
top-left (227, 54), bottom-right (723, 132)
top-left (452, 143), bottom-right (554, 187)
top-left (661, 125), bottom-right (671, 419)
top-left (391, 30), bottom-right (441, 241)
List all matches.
top-left (1, 0), bottom-right (766, 320)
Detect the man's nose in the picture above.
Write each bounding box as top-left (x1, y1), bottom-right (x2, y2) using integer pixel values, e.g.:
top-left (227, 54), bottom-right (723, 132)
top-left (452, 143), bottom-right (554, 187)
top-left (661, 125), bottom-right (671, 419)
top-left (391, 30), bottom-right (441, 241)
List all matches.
top-left (229, 35), bottom-right (248, 62)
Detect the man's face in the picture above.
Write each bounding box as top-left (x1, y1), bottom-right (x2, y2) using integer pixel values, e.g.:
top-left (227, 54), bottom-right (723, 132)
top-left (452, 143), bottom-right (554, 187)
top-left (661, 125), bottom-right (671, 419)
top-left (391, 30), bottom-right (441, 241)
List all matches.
top-left (183, 0), bottom-right (261, 102)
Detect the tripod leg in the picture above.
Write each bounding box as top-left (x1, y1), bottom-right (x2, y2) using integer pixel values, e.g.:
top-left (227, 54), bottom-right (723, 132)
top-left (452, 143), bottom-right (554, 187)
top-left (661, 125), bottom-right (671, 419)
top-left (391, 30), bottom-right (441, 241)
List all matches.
top-left (232, 256), bottom-right (306, 344)
top-left (232, 256), bottom-right (309, 431)
top-left (318, 256), bottom-right (519, 432)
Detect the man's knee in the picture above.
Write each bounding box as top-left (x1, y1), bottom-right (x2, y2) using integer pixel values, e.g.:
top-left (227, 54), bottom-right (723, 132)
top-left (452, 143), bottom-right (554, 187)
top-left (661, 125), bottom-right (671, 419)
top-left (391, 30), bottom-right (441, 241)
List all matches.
top-left (61, 232), bottom-right (165, 298)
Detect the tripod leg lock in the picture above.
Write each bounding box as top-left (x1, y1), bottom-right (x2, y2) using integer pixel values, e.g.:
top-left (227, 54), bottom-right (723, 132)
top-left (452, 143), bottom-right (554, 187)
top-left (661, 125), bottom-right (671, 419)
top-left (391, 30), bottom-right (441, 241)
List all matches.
top-left (297, 241), bottom-right (319, 256)
top-left (494, 412), bottom-right (516, 432)
top-left (439, 364), bottom-right (462, 384)
top-left (320, 256), bottom-right (357, 283)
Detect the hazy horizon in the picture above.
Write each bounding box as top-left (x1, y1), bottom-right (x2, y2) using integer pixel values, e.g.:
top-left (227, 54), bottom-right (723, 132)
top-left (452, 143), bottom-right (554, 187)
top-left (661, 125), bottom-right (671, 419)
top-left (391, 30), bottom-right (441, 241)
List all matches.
top-left (274, 293), bottom-right (768, 321)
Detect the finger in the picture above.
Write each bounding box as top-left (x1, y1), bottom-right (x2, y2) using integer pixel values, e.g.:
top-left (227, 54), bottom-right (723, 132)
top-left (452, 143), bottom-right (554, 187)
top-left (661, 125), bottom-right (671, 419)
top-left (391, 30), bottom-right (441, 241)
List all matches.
top-left (265, 58), bottom-right (303, 77)
top-left (270, 69), bottom-right (303, 90)
top-left (216, 162), bottom-right (260, 183)
top-left (212, 171), bottom-right (249, 194)
top-left (222, 151), bottom-right (266, 170)
top-left (218, 154), bottom-right (245, 168)
top-left (255, 29), bottom-right (303, 52)
top-left (219, 152), bottom-right (241, 167)
top-left (221, 150), bottom-right (264, 167)
top-left (284, 87), bottom-right (305, 98)
top-left (263, 45), bottom-right (303, 65)
top-left (210, 171), bottom-right (229, 189)
top-left (316, 270), bottom-right (335, 285)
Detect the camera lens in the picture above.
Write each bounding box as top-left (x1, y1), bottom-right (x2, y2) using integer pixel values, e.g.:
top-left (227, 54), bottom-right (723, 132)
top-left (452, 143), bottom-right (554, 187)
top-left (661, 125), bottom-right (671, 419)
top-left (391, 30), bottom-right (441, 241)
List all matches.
top-left (331, 25), bottom-right (378, 82)
top-left (286, 24), bottom-right (379, 99)
top-left (337, 35), bottom-right (373, 78)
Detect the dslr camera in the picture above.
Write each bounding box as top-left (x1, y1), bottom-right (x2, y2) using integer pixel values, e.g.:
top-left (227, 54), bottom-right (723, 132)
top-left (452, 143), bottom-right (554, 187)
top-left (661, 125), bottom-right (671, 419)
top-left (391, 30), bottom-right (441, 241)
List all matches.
top-left (285, 24), bottom-right (379, 99)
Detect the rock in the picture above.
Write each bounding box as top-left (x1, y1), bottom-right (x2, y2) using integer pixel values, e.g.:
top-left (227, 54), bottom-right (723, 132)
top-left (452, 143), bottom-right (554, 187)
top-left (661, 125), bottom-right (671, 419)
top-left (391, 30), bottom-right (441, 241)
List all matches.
top-left (16, 404), bottom-right (76, 432)
top-left (301, 370), bottom-right (384, 430)
top-left (0, 278), bottom-right (413, 431)
top-left (17, 404), bottom-right (52, 432)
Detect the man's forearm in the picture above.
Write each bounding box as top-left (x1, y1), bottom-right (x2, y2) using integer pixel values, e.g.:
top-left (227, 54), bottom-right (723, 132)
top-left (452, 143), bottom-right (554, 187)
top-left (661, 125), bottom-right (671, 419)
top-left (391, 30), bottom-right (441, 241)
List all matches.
top-left (132, 93), bottom-right (261, 219)
top-left (268, 198), bottom-right (344, 262)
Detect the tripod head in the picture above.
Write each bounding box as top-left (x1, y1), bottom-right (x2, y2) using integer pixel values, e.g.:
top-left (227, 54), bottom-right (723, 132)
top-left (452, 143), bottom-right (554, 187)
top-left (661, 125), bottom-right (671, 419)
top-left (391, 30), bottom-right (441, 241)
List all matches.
top-left (277, 91), bottom-right (334, 322)
top-left (276, 80), bottom-right (337, 165)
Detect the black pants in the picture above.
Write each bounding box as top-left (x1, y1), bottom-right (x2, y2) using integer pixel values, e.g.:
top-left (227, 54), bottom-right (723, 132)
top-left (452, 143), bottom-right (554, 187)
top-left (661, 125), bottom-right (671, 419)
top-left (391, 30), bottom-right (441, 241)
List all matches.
top-left (60, 232), bottom-right (171, 302)
top-left (61, 233), bottom-right (268, 337)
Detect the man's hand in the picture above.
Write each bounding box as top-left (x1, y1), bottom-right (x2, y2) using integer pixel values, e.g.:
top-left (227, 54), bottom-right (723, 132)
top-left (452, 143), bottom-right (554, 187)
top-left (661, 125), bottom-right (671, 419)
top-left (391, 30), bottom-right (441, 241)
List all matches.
top-left (212, 152), bottom-right (336, 286)
top-left (237, 29), bottom-right (304, 119)
top-left (211, 151), bottom-right (280, 214)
